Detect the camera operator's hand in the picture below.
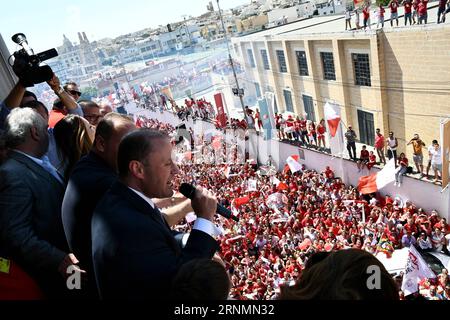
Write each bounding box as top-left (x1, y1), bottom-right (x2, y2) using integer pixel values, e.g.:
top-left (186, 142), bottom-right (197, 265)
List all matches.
top-left (191, 186), bottom-right (217, 222)
top-left (47, 74), bottom-right (61, 92)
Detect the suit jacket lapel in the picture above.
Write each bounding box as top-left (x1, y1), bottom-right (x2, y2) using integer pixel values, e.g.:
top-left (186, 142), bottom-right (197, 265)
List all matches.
top-left (9, 151), bottom-right (65, 191)
top-left (110, 181), bottom-right (180, 253)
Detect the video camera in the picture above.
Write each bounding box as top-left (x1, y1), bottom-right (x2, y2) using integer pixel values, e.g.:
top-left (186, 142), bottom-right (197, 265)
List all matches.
top-left (10, 33), bottom-right (58, 87)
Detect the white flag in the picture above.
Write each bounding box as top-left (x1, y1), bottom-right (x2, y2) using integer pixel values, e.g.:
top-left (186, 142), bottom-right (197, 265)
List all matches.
top-left (271, 176), bottom-right (281, 186)
top-left (247, 179), bottom-right (257, 192)
top-left (401, 245), bottom-right (436, 296)
top-left (286, 156), bottom-right (302, 173)
top-left (375, 158), bottom-right (397, 189)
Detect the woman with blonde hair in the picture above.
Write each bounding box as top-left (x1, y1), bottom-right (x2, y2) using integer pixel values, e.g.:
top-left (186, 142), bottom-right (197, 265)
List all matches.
top-left (52, 114), bottom-right (94, 181)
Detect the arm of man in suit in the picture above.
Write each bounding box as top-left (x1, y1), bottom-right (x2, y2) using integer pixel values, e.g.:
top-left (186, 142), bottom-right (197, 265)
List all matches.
top-left (0, 169), bottom-right (67, 273)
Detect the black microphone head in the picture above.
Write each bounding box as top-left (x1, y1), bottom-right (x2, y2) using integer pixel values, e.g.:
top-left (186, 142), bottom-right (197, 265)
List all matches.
top-left (179, 183), bottom-right (196, 199)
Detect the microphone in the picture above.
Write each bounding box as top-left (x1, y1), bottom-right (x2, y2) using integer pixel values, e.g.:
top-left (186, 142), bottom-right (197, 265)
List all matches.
top-left (179, 183), bottom-right (238, 222)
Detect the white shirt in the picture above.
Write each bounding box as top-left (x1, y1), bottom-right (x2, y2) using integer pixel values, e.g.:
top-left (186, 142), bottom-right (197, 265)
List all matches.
top-left (430, 148), bottom-right (442, 165)
top-left (128, 187), bottom-right (219, 239)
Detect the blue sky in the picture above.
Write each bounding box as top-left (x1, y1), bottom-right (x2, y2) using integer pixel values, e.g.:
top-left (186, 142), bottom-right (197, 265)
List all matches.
top-left (1, 0), bottom-right (249, 53)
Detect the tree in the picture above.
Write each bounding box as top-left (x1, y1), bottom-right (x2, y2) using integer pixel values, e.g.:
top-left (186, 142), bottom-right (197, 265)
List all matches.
top-left (80, 87), bottom-right (98, 100)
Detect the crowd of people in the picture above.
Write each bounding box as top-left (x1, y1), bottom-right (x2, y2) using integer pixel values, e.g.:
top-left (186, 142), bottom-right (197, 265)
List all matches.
top-left (0, 66), bottom-right (448, 301)
top-left (136, 113), bottom-right (450, 300)
top-left (344, 0), bottom-right (449, 31)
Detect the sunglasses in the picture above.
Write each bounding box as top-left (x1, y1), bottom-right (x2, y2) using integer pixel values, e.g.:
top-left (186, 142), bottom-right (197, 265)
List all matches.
top-left (68, 90), bottom-right (82, 96)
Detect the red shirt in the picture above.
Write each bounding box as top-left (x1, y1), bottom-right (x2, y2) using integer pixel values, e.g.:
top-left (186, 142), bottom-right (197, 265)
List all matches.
top-left (317, 124), bottom-right (326, 135)
top-left (363, 8), bottom-right (370, 19)
top-left (360, 149), bottom-right (369, 160)
top-left (418, 0), bottom-right (428, 14)
top-left (48, 109), bottom-right (66, 129)
top-left (325, 169), bottom-right (334, 179)
top-left (379, 7), bottom-right (385, 17)
top-left (404, 2), bottom-right (412, 13)
top-left (375, 134), bottom-right (385, 149)
top-left (390, 1), bottom-right (399, 13)
top-left (399, 157), bottom-right (409, 167)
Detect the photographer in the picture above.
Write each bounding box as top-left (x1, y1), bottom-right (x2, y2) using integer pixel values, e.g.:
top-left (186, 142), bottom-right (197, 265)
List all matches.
top-left (407, 133), bottom-right (426, 177)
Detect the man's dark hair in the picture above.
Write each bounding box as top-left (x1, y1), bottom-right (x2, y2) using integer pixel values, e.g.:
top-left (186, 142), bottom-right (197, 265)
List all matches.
top-left (63, 81), bottom-right (78, 91)
top-left (22, 100), bottom-right (49, 116)
top-left (117, 129), bottom-right (168, 178)
top-left (94, 112), bottom-right (133, 143)
top-left (53, 98), bottom-right (64, 110)
top-left (171, 259), bottom-right (230, 300)
top-left (78, 100), bottom-right (99, 110)
top-left (23, 90), bottom-right (37, 101)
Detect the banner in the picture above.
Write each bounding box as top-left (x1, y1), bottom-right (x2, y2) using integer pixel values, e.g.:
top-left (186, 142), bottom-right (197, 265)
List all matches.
top-left (324, 102), bottom-right (345, 156)
top-left (214, 92), bottom-right (227, 128)
top-left (401, 245), bottom-right (436, 296)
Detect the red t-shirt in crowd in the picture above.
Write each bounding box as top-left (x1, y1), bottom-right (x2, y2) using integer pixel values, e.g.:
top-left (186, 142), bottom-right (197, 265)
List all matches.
top-left (363, 8), bottom-right (370, 19)
top-left (317, 124), bottom-right (326, 135)
top-left (375, 134), bottom-right (385, 149)
top-left (360, 149), bottom-right (369, 160)
top-left (404, 2), bottom-right (412, 13)
top-left (390, 0), bottom-right (399, 12)
top-left (379, 7), bottom-right (385, 17)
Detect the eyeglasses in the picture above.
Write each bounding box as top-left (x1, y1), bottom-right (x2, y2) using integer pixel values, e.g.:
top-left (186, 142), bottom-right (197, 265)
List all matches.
top-left (68, 90), bottom-right (82, 96)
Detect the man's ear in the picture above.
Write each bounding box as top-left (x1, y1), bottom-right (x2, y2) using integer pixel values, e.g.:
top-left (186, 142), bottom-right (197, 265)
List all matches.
top-left (95, 135), bottom-right (106, 152)
top-left (129, 160), bottom-right (145, 180)
top-left (30, 126), bottom-right (40, 142)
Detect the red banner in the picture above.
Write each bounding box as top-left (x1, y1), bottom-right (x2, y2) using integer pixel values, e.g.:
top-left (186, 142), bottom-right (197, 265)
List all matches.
top-left (214, 93), bottom-right (227, 128)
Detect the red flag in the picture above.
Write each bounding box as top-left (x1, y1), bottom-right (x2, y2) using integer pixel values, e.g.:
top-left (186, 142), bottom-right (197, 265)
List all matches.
top-left (277, 182), bottom-right (289, 191)
top-left (324, 102), bottom-right (341, 138)
top-left (357, 174), bottom-right (377, 194)
top-left (214, 93), bottom-right (227, 128)
top-left (233, 196), bottom-right (250, 207)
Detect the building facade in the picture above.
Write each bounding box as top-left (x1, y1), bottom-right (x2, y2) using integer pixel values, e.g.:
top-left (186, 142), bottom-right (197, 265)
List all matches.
top-left (231, 19), bottom-right (450, 161)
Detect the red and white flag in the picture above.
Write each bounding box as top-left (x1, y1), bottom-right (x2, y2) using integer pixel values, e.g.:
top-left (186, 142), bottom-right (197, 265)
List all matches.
top-left (358, 159), bottom-right (396, 194)
top-left (286, 155), bottom-right (302, 173)
top-left (324, 102), bottom-right (341, 138)
top-left (401, 245), bottom-right (436, 296)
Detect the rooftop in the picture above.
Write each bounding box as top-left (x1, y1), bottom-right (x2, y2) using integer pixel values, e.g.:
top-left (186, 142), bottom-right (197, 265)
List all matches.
top-left (234, 4), bottom-right (442, 41)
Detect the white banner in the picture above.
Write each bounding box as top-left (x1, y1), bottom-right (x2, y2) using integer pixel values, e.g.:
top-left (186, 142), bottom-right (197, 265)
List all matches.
top-left (401, 245), bottom-right (436, 296)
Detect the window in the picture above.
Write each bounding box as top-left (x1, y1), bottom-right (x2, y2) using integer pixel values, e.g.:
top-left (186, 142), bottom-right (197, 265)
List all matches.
top-left (283, 90), bottom-right (294, 112)
top-left (320, 52), bottom-right (336, 81)
top-left (260, 49), bottom-right (270, 70)
top-left (302, 95), bottom-right (316, 122)
top-left (357, 110), bottom-right (375, 145)
top-left (276, 50), bottom-right (287, 73)
top-left (352, 53), bottom-right (371, 86)
top-left (295, 50), bottom-right (309, 76)
top-left (255, 82), bottom-right (261, 98)
top-left (247, 49), bottom-right (255, 68)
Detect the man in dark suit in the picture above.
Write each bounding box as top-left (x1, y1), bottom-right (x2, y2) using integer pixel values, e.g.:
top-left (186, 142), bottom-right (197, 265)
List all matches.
top-left (62, 113), bottom-right (135, 298)
top-left (0, 108), bottom-right (82, 298)
top-left (92, 129), bottom-right (219, 299)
